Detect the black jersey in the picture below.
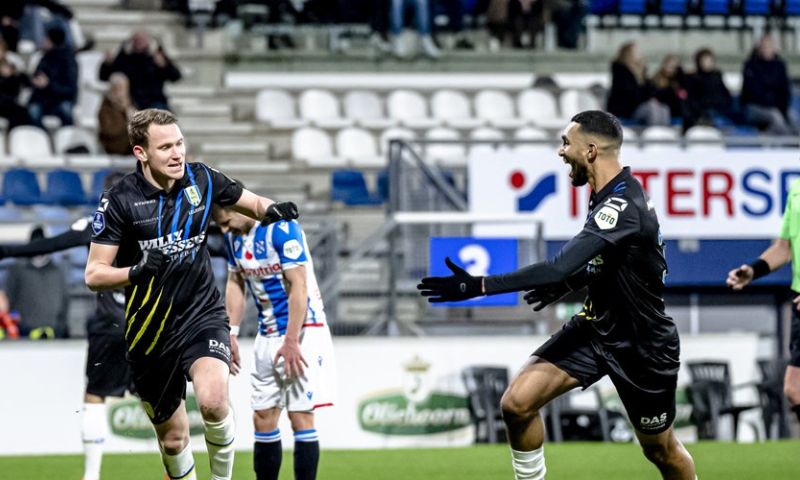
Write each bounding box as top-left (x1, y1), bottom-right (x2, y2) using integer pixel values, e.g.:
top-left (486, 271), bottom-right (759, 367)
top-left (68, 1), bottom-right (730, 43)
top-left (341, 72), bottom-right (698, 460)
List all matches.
top-left (91, 161), bottom-right (243, 361)
top-left (579, 167), bottom-right (680, 379)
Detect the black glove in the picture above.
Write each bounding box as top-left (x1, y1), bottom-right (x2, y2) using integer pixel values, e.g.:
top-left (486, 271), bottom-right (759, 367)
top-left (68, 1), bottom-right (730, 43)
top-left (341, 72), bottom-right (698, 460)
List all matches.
top-left (261, 202), bottom-right (299, 226)
top-left (417, 257), bottom-right (483, 303)
top-left (128, 249), bottom-right (168, 285)
top-left (523, 283), bottom-right (571, 312)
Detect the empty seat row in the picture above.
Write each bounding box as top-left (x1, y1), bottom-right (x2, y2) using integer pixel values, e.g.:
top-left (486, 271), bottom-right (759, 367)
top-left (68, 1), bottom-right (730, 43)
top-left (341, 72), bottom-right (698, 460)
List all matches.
top-left (0, 168), bottom-right (111, 207)
top-left (255, 88), bottom-right (603, 132)
top-left (591, 0), bottom-right (800, 15)
top-left (0, 126), bottom-right (101, 162)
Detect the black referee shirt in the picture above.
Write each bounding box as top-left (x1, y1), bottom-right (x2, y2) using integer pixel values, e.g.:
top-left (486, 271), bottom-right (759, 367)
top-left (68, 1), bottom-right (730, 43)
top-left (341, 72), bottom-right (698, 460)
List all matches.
top-left (91, 161), bottom-right (243, 360)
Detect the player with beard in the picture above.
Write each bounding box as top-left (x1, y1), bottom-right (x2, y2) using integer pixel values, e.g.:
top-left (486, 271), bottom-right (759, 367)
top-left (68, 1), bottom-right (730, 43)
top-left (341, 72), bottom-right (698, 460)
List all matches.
top-left (418, 110), bottom-right (696, 480)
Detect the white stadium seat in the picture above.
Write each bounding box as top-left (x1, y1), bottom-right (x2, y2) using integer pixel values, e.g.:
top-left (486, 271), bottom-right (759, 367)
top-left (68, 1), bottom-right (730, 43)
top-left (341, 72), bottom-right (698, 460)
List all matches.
top-left (343, 90), bottom-right (397, 129)
top-left (517, 88), bottom-right (564, 129)
top-left (468, 127), bottom-right (505, 156)
top-left (298, 89), bottom-right (353, 129)
top-left (474, 90), bottom-right (526, 129)
top-left (336, 127), bottom-right (384, 167)
top-left (430, 89), bottom-right (483, 129)
top-left (559, 89), bottom-right (602, 118)
top-left (386, 90), bottom-right (440, 129)
top-left (379, 127), bottom-right (415, 155)
top-left (255, 89), bottom-right (308, 129)
top-left (291, 127), bottom-right (345, 167)
top-left (54, 126), bottom-right (100, 155)
top-left (425, 127), bottom-right (466, 167)
top-left (641, 126), bottom-right (680, 152)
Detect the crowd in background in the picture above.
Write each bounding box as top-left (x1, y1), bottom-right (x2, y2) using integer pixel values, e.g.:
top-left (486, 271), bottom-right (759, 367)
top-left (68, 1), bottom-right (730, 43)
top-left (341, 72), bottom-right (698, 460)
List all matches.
top-left (606, 34), bottom-right (796, 134)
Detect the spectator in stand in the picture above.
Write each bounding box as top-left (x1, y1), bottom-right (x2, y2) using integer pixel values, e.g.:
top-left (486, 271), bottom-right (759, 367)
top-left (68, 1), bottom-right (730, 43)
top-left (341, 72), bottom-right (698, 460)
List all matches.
top-left (389, 0), bottom-right (441, 59)
top-left (27, 25), bottom-right (78, 128)
top-left (99, 30), bottom-right (182, 110)
top-left (98, 73), bottom-right (135, 155)
top-left (0, 0), bottom-right (24, 52)
top-left (684, 47), bottom-right (734, 130)
top-left (486, 0), bottom-right (552, 50)
top-left (606, 41), bottom-right (671, 126)
top-left (4, 226), bottom-right (70, 339)
top-left (0, 39), bottom-right (29, 128)
top-left (651, 54), bottom-right (688, 123)
top-left (551, 0), bottom-right (586, 50)
top-left (740, 34), bottom-right (796, 135)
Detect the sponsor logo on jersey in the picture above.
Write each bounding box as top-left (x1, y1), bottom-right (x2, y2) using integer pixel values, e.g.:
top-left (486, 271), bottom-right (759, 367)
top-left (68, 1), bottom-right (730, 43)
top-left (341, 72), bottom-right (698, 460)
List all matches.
top-left (241, 264), bottom-right (282, 277)
top-left (184, 185), bottom-right (202, 207)
top-left (92, 212), bottom-right (105, 234)
top-left (133, 199), bottom-right (156, 207)
top-left (255, 240), bottom-right (266, 255)
top-left (594, 197), bottom-right (629, 230)
top-left (208, 339), bottom-right (231, 360)
top-left (283, 239), bottom-right (303, 260)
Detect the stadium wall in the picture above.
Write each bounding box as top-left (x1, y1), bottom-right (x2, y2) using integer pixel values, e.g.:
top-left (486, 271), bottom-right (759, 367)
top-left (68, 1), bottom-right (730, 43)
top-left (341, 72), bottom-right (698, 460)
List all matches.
top-left (0, 334), bottom-right (761, 455)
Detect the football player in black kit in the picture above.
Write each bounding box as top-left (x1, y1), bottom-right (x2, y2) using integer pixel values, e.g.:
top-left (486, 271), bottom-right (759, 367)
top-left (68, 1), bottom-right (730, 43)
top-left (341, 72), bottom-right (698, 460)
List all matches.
top-left (0, 172), bottom-right (128, 480)
top-left (418, 111), bottom-right (696, 480)
top-left (84, 109), bottom-right (299, 480)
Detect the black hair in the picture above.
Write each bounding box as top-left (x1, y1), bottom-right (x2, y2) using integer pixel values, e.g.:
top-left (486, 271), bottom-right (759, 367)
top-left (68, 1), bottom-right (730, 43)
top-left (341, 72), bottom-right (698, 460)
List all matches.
top-left (46, 27), bottom-right (66, 47)
top-left (570, 110), bottom-right (623, 146)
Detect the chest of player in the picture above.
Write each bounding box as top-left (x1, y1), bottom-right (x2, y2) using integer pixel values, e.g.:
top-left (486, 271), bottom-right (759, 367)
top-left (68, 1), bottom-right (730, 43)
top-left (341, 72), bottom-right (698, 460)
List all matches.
top-left (232, 236), bottom-right (283, 278)
top-left (128, 185), bottom-right (209, 245)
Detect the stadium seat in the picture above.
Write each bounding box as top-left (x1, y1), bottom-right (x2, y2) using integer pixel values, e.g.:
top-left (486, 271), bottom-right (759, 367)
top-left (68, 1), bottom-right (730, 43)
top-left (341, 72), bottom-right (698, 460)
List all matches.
top-left (255, 89), bottom-right (307, 129)
top-left (298, 89), bottom-right (354, 129)
top-left (75, 90), bottom-right (103, 131)
top-left (343, 90), bottom-right (397, 129)
top-left (702, 0), bottom-right (730, 14)
top-left (517, 89), bottom-right (564, 129)
top-left (660, 0), bottom-right (688, 14)
top-left (376, 168), bottom-right (390, 201)
top-left (9, 126), bottom-right (53, 159)
top-left (430, 89), bottom-right (484, 129)
top-left (76, 50), bottom-right (106, 89)
top-left (90, 169), bottom-right (113, 205)
top-left (618, 0), bottom-right (646, 13)
top-left (331, 169), bottom-right (383, 205)
top-left (559, 89), bottom-right (603, 118)
top-left (685, 125), bottom-right (725, 151)
top-left (2, 168), bottom-right (42, 205)
top-left (686, 361), bottom-right (760, 440)
top-left (425, 127), bottom-right (467, 167)
top-left (474, 90), bottom-right (526, 129)
top-left (742, 0), bottom-right (770, 14)
top-left (336, 128), bottom-right (384, 167)
top-left (590, 0), bottom-right (619, 14)
top-left (512, 126), bottom-right (550, 154)
top-left (386, 90), bottom-right (440, 129)
top-left (462, 366), bottom-right (509, 444)
top-left (44, 169), bottom-right (87, 206)
top-left (641, 126), bottom-right (680, 152)
top-left (755, 357), bottom-right (790, 439)
top-left (379, 127), bottom-right (415, 155)
top-left (468, 127), bottom-right (506, 157)
top-left (291, 127), bottom-right (344, 167)
top-left (787, 0), bottom-right (800, 15)
top-left (32, 205), bottom-right (72, 222)
top-left (53, 126), bottom-right (100, 155)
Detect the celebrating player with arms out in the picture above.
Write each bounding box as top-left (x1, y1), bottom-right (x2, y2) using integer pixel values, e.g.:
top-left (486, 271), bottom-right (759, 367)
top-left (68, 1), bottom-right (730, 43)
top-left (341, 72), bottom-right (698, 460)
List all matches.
top-left (418, 111), bottom-right (696, 480)
top-left (85, 109), bottom-right (299, 480)
top-left (214, 204), bottom-right (335, 480)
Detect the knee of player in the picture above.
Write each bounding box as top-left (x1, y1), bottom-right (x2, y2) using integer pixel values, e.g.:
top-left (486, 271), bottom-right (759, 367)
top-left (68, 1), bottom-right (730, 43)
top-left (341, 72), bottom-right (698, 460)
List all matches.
top-left (160, 431), bottom-right (190, 454)
top-left (500, 390), bottom-right (539, 423)
top-left (640, 440), bottom-right (676, 466)
top-left (198, 397), bottom-right (229, 422)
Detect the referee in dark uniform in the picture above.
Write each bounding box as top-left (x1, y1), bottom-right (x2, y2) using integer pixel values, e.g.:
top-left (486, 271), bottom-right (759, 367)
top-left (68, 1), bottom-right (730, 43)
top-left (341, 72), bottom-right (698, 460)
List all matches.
top-left (418, 111), bottom-right (696, 480)
top-left (85, 109), bottom-right (298, 480)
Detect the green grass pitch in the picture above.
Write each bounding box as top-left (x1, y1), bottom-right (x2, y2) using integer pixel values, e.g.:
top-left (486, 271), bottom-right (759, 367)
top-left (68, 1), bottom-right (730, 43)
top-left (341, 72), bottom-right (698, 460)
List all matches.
top-left (1, 441), bottom-right (797, 479)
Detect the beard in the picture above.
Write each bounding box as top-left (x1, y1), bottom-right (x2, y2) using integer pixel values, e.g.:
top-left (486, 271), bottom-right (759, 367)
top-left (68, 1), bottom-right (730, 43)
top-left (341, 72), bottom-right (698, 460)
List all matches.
top-left (569, 161), bottom-right (589, 187)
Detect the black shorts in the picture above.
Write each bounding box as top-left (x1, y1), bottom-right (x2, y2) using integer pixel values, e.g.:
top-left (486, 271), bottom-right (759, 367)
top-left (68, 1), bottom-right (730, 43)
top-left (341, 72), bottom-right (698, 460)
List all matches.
top-left (85, 332), bottom-right (133, 398)
top-left (130, 325), bottom-right (232, 425)
top-left (534, 318), bottom-right (678, 435)
top-left (790, 307), bottom-right (800, 367)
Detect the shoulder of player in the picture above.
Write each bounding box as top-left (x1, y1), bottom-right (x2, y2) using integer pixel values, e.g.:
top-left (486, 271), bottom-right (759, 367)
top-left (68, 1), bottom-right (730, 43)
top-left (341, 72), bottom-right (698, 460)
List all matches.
top-left (270, 219), bottom-right (304, 239)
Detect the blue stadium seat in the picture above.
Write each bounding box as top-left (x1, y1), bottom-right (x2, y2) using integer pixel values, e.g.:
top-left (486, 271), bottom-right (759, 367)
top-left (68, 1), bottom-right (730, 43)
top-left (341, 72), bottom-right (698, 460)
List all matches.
top-left (619, 0), bottom-right (647, 13)
top-left (44, 169), bottom-right (87, 206)
top-left (377, 169), bottom-right (390, 202)
top-left (661, 0), bottom-right (689, 14)
top-left (743, 0), bottom-right (770, 14)
top-left (590, 0), bottom-right (619, 14)
top-left (786, 0), bottom-right (800, 15)
top-left (703, 0), bottom-right (730, 14)
top-left (2, 168), bottom-right (42, 205)
top-left (331, 170), bottom-right (383, 206)
top-left (89, 168), bottom-right (113, 205)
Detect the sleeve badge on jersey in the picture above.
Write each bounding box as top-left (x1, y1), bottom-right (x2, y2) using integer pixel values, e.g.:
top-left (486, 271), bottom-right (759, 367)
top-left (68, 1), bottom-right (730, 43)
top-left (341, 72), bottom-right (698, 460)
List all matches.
top-left (184, 185), bottom-right (202, 207)
top-left (92, 212), bottom-right (105, 234)
top-left (593, 197), bottom-right (628, 231)
top-left (283, 239), bottom-right (303, 260)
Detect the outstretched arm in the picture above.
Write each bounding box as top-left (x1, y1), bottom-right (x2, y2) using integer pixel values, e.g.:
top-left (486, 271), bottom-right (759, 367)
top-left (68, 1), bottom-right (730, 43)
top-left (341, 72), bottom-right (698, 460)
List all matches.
top-left (726, 238), bottom-right (791, 290)
top-left (0, 226), bottom-right (90, 259)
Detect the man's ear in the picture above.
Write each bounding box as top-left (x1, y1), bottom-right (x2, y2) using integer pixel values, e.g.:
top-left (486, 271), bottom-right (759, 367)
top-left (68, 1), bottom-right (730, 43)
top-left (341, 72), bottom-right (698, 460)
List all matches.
top-left (132, 145), bottom-right (147, 161)
top-left (587, 143), bottom-right (598, 163)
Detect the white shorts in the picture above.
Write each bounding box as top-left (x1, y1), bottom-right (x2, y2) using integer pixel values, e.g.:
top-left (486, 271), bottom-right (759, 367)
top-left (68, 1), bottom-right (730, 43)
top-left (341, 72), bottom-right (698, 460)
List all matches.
top-left (251, 324), bottom-right (336, 412)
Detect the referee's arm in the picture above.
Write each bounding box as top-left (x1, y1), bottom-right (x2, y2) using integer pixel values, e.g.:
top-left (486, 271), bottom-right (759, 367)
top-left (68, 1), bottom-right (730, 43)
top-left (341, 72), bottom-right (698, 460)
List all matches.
top-left (85, 243), bottom-right (130, 291)
top-left (727, 238), bottom-right (792, 290)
